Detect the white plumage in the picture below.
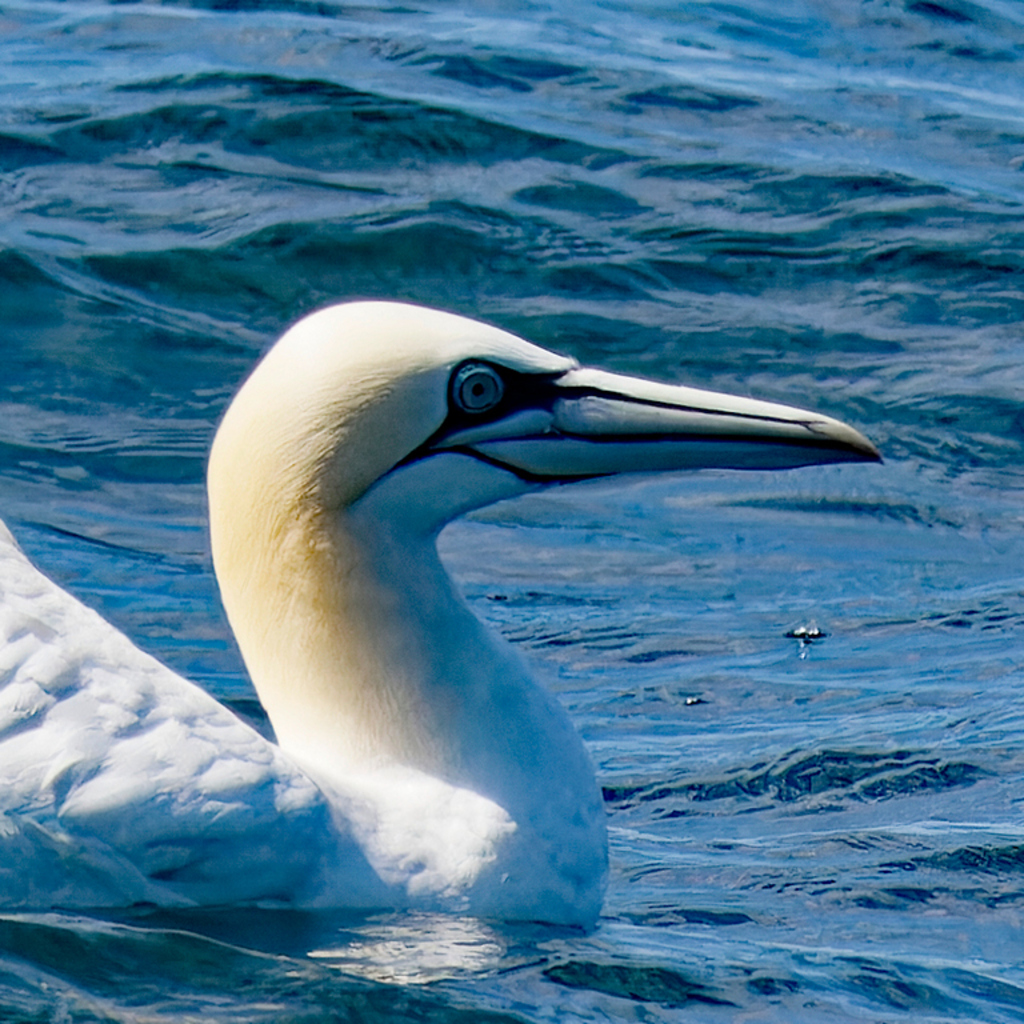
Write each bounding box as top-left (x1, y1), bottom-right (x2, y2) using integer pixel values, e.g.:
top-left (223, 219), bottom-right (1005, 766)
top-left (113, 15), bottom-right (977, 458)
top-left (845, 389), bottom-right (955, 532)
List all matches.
top-left (0, 302), bottom-right (877, 926)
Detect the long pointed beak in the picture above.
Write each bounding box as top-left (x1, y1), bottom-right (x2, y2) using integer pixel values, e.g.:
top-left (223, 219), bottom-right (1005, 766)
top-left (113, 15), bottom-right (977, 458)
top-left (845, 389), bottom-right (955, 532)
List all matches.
top-left (438, 366), bottom-right (880, 481)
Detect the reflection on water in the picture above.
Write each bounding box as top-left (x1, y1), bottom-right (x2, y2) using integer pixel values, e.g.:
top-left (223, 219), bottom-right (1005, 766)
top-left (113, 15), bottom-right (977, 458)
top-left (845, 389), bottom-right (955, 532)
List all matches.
top-left (309, 913), bottom-right (508, 984)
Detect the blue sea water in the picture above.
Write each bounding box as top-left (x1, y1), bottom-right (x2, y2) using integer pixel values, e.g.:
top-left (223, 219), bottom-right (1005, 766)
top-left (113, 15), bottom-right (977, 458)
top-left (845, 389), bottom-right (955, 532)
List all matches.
top-left (2, 0), bottom-right (1024, 1019)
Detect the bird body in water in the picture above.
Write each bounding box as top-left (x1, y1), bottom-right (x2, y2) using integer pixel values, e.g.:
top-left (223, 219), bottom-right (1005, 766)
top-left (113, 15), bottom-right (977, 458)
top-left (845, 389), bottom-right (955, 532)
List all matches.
top-left (0, 302), bottom-right (878, 927)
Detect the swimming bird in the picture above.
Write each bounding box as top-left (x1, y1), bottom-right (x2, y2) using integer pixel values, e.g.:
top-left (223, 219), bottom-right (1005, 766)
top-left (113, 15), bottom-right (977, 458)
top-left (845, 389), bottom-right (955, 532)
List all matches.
top-left (0, 302), bottom-right (878, 927)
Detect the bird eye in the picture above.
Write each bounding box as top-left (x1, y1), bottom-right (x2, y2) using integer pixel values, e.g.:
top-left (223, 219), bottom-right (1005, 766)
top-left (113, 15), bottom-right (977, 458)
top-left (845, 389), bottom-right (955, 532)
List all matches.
top-left (451, 363), bottom-right (505, 414)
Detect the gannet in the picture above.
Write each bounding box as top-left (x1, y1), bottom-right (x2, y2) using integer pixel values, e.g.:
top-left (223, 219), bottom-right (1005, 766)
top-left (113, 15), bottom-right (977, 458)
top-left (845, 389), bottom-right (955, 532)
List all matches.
top-left (0, 301), bottom-right (878, 927)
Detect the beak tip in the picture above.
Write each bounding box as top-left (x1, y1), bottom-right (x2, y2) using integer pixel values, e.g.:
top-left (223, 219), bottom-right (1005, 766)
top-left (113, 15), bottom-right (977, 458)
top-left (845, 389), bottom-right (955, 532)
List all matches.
top-left (851, 434), bottom-right (883, 465)
top-left (846, 436), bottom-right (882, 464)
top-left (819, 418), bottom-right (882, 465)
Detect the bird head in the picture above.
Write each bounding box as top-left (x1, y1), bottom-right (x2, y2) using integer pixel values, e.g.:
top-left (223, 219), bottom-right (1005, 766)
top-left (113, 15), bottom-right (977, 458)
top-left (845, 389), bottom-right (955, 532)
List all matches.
top-left (210, 301), bottom-right (878, 547)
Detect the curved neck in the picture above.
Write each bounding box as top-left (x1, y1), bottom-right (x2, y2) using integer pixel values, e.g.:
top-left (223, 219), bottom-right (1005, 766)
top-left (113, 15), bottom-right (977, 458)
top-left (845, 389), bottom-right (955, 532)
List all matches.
top-left (214, 455), bottom-right (587, 804)
top-left (224, 513), bottom-right (491, 778)
top-left (211, 452), bottom-right (607, 921)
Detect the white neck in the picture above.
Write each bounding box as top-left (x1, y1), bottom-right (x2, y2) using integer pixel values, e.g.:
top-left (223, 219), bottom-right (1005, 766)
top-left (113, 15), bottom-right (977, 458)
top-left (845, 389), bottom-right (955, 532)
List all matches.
top-left (203, 302), bottom-right (607, 921)
top-left (212, 452), bottom-right (598, 821)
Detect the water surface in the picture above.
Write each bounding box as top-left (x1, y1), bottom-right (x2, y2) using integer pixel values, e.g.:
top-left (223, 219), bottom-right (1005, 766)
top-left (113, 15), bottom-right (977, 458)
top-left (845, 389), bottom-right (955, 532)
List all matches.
top-left (2, 0), bottom-right (1024, 1020)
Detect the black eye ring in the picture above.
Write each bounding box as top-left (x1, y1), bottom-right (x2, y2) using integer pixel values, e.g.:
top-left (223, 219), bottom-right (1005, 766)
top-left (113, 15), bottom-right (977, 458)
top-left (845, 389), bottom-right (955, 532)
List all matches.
top-left (451, 362), bottom-right (505, 414)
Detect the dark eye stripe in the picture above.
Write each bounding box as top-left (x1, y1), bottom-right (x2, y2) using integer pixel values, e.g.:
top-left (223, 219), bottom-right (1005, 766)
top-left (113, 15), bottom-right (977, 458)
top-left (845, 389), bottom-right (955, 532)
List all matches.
top-left (385, 364), bottom-right (561, 476)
